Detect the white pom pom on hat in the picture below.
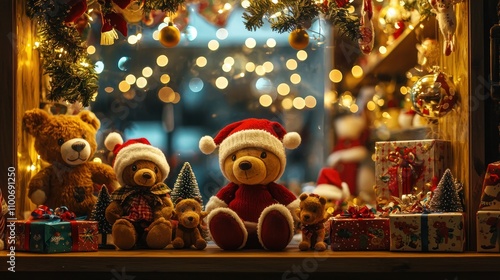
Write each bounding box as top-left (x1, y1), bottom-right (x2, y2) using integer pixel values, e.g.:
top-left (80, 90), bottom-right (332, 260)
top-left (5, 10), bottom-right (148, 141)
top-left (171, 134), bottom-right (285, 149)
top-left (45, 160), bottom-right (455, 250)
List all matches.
top-left (104, 132), bottom-right (124, 152)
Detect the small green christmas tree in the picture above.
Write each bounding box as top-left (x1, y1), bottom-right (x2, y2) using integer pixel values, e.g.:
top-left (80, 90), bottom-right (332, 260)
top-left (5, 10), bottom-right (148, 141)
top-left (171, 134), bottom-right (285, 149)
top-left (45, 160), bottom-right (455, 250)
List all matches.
top-left (429, 169), bottom-right (464, 212)
top-left (90, 185), bottom-right (113, 248)
top-left (171, 162), bottom-right (203, 207)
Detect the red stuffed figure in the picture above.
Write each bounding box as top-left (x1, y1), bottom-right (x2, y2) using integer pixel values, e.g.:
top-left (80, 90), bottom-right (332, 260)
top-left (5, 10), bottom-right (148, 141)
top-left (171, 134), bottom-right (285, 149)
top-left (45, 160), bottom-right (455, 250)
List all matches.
top-left (199, 118), bottom-right (301, 250)
top-left (327, 113), bottom-right (369, 197)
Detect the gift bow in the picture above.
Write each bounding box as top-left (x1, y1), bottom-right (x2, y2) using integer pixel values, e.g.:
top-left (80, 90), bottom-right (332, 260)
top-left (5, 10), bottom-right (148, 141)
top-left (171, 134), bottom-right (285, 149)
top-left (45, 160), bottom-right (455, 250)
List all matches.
top-left (341, 205), bottom-right (375, 218)
top-left (30, 205), bottom-right (76, 221)
top-left (388, 147), bottom-right (421, 169)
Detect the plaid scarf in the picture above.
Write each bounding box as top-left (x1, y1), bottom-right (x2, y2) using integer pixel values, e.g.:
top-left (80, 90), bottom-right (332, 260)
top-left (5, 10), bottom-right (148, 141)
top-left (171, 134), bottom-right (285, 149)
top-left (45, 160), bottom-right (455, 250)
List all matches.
top-left (110, 183), bottom-right (171, 208)
top-left (301, 222), bottom-right (325, 239)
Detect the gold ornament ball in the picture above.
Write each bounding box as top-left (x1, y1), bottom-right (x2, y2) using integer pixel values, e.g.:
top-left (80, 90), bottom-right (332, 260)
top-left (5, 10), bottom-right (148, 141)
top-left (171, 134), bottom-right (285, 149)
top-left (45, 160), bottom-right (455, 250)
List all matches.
top-left (159, 25), bottom-right (181, 48)
top-left (288, 28), bottom-right (309, 50)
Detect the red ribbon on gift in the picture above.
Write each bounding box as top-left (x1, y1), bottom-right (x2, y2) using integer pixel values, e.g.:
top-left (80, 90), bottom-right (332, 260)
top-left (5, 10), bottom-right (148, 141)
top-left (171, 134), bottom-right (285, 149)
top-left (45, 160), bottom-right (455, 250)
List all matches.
top-left (341, 205), bottom-right (375, 219)
top-left (387, 147), bottom-right (424, 197)
top-left (29, 205), bottom-right (76, 221)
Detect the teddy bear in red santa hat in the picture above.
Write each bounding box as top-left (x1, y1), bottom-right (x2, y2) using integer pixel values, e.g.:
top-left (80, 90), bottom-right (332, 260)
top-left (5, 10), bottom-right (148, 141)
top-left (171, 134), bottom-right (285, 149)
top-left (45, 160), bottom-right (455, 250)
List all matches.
top-left (199, 118), bottom-right (301, 250)
top-left (313, 168), bottom-right (351, 216)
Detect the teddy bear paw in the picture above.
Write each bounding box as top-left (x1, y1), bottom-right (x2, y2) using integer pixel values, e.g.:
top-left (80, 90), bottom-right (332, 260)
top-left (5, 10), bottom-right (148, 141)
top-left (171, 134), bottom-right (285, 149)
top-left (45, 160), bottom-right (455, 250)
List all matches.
top-left (172, 237), bottom-right (185, 249)
top-left (112, 219), bottom-right (137, 250)
top-left (208, 208), bottom-right (247, 250)
top-left (258, 205), bottom-right (294, 251)
top-left (146, 220), bottom-right (172, 249)
top-left (314, 242), bottom-right (327, 251)
top-left (299, 241), bottom-right (311, 251)
top-left (194, 238), bottom-right (207, 250)
top-left (30, 189), bottom-right (47, 205)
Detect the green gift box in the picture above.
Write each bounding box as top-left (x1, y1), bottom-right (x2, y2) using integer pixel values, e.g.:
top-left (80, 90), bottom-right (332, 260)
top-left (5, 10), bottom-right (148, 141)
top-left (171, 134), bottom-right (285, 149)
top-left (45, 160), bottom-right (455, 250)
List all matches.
top-left (14, 219), bottom-right (98, 253)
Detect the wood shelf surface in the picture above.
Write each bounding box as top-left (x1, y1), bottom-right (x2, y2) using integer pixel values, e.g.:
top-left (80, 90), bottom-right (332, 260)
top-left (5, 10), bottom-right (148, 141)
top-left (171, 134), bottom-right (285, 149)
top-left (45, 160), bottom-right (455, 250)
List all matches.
top-left (3, 244), bottom-right (500, 273)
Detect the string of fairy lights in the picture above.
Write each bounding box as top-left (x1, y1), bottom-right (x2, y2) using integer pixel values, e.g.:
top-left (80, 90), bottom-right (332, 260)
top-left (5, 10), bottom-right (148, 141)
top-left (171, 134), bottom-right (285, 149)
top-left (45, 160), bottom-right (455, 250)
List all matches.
top-left (83, 3), bottom-right (323, 111)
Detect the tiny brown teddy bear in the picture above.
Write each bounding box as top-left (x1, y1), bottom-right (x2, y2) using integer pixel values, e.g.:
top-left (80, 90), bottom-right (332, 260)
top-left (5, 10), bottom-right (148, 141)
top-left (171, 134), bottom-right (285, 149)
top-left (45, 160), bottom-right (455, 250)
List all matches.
top-left (200, 118), bottom-right (301, 251)
top-left (296, 193), bottom-right (332, 251)
top-left (22, 108), bottom-right (118, 217)
top-left (172, 198), bottom-right (208, 250)
top-left (104, 132), bottom-right (173, 250)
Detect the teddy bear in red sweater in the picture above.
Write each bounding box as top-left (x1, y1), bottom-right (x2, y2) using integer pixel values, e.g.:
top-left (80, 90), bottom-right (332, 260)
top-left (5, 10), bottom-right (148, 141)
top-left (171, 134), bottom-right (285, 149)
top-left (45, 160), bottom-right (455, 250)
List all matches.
top-left (199, 118), bottom-right (301, 250)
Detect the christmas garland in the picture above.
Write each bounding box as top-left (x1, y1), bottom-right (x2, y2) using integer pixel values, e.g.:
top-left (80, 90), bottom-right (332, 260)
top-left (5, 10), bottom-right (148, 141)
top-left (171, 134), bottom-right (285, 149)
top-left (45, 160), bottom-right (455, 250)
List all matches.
top-left (26, 0), bottom-right (362, 106)
top-left (243, 0), bottom-right (361, 40)
top-left (26, 0), bottom-right (98, 107)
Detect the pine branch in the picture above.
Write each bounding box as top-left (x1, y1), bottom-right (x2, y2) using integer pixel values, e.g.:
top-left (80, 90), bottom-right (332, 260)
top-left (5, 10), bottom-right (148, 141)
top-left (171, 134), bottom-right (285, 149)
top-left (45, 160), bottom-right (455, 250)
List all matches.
top-left (243, 0), bottom-right (360, 40)
top-left (144, 0), bottom-right (186, 14)
top-left (26, 0), bottom-right (97, 107)
top-left (324, 0), bottom-right (361, 40)
top-left (401, 0), bottom-right (433, 19)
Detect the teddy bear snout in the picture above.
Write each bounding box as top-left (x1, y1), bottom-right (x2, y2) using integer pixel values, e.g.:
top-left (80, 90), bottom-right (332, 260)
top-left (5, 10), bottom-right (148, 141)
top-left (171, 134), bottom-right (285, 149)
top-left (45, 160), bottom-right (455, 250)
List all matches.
top-left (182, 214), bottom-right (199, 228)
top-left (133, 169), bottom-right (156, 186)
top-left (303, 214), bottom-right (311, 221)
top-left (239, 161), bottom-right (252, 171)
top-left (71, 141), bottom-right (86, 152)
top-left (61, 138), bottom-right (92, 166)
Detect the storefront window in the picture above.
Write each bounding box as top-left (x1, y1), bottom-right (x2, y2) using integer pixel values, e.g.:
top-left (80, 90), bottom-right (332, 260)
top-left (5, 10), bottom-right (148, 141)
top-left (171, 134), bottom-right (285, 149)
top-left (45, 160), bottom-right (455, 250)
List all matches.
top-left (88, 6), bottom-right (332, 201)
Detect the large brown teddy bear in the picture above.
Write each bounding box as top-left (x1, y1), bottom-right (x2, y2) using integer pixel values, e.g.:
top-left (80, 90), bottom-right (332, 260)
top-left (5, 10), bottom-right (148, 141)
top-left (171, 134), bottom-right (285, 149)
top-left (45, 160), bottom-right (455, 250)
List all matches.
top-left (199, 118), bottom-right (301, 250)
top-left (104, 132), bottom-right (173, 250)
top-left (172, 198), bottom-right (207, 250)
top-left (296, 193), bottom-right (332, 251)
top-left (22, 108), bottom-right (118, 217)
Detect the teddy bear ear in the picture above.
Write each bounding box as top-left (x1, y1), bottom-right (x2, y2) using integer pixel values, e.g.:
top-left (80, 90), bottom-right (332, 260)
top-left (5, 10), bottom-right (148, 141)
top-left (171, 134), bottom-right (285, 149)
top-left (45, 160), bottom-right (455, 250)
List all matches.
top-left (78, 110), bottom-right (100, 131)
top-left (23, 108), bottom-right (50, 137)
top-left (319, 196), bottom-right (327, 205)
top-left (175, 197), bottom-right (184, 204)
top-left (299, 193), bottom-right (308, 201)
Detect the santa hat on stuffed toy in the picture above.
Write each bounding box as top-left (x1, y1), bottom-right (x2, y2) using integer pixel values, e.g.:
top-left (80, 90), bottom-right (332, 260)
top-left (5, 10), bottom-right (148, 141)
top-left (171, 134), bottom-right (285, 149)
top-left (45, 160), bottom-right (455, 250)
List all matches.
top-left (313, 168), bottom-right (350, 201)
top-left (104, 132), bottom-right (170, 186)
top-left (199, 118), bottom-right (301, 179)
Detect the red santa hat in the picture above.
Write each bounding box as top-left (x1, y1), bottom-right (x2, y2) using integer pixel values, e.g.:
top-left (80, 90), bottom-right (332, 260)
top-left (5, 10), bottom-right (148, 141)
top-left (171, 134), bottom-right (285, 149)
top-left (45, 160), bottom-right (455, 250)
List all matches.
top-left (199, 118), bottom-right (301, 179)
top-left (104, 132), bottom-right (170, 186)
top-left (313, 168), bottom-right (350, 200)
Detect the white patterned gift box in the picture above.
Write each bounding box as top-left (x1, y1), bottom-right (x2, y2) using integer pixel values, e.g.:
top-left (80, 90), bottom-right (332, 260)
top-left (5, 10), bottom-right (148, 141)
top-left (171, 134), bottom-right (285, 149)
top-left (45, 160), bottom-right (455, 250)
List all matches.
top-left (389, 213), bottom-right (465, 252)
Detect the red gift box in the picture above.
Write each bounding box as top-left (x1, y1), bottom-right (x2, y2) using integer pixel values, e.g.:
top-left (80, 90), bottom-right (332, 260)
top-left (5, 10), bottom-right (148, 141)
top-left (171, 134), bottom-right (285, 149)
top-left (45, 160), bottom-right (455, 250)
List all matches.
top-left (330, 207), bottom-right (390, 251)
top-left (375, 140), bottom-right (451, 202)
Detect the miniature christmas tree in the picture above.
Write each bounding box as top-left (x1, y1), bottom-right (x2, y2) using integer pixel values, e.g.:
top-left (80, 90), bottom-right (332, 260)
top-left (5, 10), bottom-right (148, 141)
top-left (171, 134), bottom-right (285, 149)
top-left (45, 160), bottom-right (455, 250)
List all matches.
top-left (171, 162), bottom-right (203, 207)
top-left (90, 185), bottom-right (113, 248)
top-left (429, 169), bottom-right (464, 212)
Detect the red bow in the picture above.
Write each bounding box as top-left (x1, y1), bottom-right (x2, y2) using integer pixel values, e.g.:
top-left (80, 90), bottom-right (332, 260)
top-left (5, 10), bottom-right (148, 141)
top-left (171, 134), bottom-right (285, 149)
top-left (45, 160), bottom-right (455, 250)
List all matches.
top-left (30, 205), bottom-right (76, 221)
top-left (342, 205), bottom-right (375, 218)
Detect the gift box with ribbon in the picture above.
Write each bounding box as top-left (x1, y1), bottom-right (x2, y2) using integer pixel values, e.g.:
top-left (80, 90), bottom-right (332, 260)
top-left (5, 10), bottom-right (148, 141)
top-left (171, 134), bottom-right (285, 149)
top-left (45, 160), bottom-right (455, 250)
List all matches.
top-left (374, 140), bottom-right (451, 204)
top-left (389, 213), bottom-right (465, 252)
top-left (13, 205), bottom-right (98, 253)
top-left (477, 211), bottom-right (500, 253)
top-left (330, 206), bottom-right (390, 251)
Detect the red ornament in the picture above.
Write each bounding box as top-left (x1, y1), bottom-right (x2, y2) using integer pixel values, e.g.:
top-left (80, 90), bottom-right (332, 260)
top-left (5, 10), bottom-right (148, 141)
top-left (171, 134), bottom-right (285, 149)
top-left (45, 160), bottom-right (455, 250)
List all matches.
top-left (358, 0), bottom-right (374, 54)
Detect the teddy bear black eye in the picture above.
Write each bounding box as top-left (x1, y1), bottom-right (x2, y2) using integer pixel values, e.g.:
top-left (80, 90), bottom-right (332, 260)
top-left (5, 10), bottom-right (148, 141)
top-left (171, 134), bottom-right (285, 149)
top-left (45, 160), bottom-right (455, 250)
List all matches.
top-left (192, 207), bottom-right (195, 211)
top-left (82, 134), bottom-right (86, 139)
top-left (154, 167), bottom-right (158, 173)
top-left (260, 151), bottom-right (267, 158)
top-left (131, 165), bottom-right (137, 171)
top-left (231, 155), bottom-right (236, 161)
top-left (57, 138), bottom-right (64, 146)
